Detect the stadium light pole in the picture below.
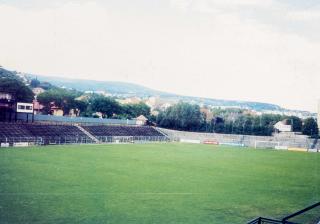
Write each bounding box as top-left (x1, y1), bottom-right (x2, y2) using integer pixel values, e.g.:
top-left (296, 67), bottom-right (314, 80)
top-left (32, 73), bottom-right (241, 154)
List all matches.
top-left (243, 118), bottom-right (246, 135)
top-left (260, 116), bottom-right (262, 127)
top-left (251, 119), bottom-right (254, 135)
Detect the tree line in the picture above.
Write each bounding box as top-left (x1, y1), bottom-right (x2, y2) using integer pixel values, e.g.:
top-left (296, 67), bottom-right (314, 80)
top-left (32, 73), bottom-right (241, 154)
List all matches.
top-left (37, 88), bottom-right (151, 119)
top-left (156, 102), bottom-right (319, 137)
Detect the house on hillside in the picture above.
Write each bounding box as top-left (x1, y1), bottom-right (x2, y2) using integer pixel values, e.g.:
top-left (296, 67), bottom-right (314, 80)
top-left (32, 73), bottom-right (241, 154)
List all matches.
top-left (32, 100), bottom-right (44, 114)
top-left (50, 104), bottom-right (63, 116)
top-left (117, 97), bottom-right (142, 105)
top-left (135, 115), bottom-right (148, 126)
top-left (0, 92), bottom-right (14, 102)
top-left (274, 120), bottom-right (292, 132)
top-left (200, 107), bottom-right (214, 122)
top-left (0, 92), bottom-right (16, 122)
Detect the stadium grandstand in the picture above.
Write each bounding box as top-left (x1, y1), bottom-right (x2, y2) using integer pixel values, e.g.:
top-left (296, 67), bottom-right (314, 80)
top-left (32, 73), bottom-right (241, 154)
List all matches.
top-left (83, 125), bottom-right (164, 138)
top-left (0, 122), bottom-right (169, 146)
top-left (0, 91), bottom-right (169, 146)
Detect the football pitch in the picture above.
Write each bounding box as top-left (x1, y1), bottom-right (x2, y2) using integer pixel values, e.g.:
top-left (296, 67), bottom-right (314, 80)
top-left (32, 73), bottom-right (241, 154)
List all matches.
top-left (0, 143), bottom-right (319, 224)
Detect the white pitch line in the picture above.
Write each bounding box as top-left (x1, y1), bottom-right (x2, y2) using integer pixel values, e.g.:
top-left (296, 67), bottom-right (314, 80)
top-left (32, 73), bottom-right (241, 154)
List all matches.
top-left (0, 192), bottom-right (204, 195)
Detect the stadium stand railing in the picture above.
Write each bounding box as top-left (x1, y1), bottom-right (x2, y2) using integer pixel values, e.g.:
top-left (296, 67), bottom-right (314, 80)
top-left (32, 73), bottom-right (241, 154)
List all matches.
top-left (81, 125), bottom-right (169, 143)
top-left (247, 217), bottom-right (287, 224)
top-left (82, 125), bottom-right (165, 137)
top-left (247, 202), bottom-right (320, 224)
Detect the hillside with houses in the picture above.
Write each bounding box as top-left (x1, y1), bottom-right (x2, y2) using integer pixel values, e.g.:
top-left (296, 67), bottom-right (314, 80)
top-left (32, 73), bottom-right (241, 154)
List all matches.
top-left (1, 66), bottom-right (318, 137)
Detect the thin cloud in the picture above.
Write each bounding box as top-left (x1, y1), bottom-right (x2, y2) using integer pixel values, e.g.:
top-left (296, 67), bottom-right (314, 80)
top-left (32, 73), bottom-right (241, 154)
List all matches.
top-left (0, 1), bottom-right (319, 112)
top-left (285, 10), bottom-right (320, 21)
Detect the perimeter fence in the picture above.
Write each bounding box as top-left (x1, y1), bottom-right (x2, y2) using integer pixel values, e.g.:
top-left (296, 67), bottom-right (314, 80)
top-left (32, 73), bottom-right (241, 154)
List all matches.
top-left (0, 135), bottom-right (170, 147)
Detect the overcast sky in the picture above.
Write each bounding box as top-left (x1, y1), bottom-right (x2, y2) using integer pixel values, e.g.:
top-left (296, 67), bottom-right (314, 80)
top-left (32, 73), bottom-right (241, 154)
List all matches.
top-left (0, 0), bottom-right (319, 112)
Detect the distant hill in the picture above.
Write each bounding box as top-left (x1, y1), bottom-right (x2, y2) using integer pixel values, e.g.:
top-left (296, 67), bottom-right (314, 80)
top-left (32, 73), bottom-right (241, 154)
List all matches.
top-left (0, 67), bottom-right (17, 79)
top-left (33, 75), bottom-right (175, 97)
top-left (178, 96), bottom-right (283, 111)
top-left (32, 75), bottom-right (284, 112)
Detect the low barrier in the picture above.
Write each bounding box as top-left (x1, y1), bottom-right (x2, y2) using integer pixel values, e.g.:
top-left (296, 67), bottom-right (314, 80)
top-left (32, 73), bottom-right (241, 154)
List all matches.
top-left (288, 147), bottom-right (308, 152)
top-left (0, 135), bottom-right (170, 147)
top-left (219, 142), bottom-right (245, 147)
top-left (203, 140), bottom-right (219, 145)
top-left (157, 128), bottom-right (320, 151)
top-left (180, 139), bottom-right (201, 144)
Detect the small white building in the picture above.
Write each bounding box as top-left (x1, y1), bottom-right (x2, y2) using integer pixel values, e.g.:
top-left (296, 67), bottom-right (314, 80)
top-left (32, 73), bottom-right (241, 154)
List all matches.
top-left (274, 121), bottom-right (292, 132)
top-left (135, 115), bottom-right (148, 126)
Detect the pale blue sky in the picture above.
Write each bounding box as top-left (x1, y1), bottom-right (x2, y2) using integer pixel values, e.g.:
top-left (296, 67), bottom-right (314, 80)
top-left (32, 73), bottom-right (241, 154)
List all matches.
top-left (0, 0), bottom-right (319, 111)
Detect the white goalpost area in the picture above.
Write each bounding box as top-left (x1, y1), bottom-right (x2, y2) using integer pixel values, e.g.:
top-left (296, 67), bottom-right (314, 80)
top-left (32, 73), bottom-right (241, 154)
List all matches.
top-left (254, 141), bottom-right (280, 149)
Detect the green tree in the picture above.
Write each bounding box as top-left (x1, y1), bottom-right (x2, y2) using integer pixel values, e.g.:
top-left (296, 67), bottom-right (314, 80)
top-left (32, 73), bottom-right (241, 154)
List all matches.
top-left (212, 117), bottom-right (225, 133)
top-left (302, 118), bottom-right (318, 137)
top-left (253, 114), bottom-right (281, 136)
top-left (37, 88), bottom-right (82, 115)
top-left (0, 68), bottom-right (34, 102)
top-left (91, 96), bottom-right (121, 118)
top-left (284, 116), bottom-right (302, 132)
top-left (30, 78), bottom-right (40, 88)
top-left (121, 103), bottom-right (151, 118)
top-left (157, 102), bottom-right (204, 131)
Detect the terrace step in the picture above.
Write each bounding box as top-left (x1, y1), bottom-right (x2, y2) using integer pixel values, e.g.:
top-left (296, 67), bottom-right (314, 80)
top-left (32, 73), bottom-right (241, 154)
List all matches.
top-left (75, 124), bottom-right (100, 143)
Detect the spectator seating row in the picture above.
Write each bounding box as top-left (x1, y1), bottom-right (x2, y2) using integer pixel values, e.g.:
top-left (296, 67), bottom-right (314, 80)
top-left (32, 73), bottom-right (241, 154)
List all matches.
top-left (0, 123), bottom-right (33, 139)
top-left (26, 124), bottom-right (87, 138)
top-left (0, 123), bottom-right (87, 143)
top-left (0, 123), bottom-right (166, 144)
top-left (82, 125), bottom-right (165, 137)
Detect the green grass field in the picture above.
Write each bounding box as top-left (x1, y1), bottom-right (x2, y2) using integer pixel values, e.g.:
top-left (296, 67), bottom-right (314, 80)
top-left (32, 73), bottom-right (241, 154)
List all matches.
top-left (0, 143), bottom-right (319, 224)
